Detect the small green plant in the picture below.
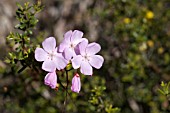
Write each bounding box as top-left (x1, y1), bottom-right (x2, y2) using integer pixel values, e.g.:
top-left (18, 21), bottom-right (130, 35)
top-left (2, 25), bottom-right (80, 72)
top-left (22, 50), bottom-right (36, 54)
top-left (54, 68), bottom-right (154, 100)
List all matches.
top-left (89, 86), bottom-right (120, 113)
top-left (5, 2), bottom-right (43, 73)
top-left (158, 81), bottom-right (170, 100)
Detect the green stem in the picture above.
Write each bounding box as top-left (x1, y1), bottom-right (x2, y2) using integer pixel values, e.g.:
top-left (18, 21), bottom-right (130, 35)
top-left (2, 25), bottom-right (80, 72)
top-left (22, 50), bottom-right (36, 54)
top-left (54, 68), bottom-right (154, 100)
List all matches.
top-left (57, 71), bottom-right (66, 90)
top-left (58, 69), bottom-right (77, 112)
top-left (65, 69), bottom-right (69, 90)
top-left (64, 69), bottom-right (69, 105)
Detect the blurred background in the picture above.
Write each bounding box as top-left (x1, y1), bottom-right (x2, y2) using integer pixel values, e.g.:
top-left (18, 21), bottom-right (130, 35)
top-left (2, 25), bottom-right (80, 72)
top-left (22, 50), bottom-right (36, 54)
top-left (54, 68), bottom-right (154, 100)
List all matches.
top-left (0, 0), bottom-right (170, 113)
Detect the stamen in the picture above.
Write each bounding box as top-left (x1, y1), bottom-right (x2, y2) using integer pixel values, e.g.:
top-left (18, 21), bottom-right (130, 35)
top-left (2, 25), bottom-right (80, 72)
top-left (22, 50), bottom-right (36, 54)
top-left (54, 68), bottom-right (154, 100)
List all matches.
top-left (83, 54), bottom-right (90, 61)
top-left (47, 51), bottom-right (56, 60)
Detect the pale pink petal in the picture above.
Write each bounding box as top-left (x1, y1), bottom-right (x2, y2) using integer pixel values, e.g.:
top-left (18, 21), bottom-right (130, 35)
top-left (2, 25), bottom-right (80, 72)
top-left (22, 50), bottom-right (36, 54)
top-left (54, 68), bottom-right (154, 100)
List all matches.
top-left (89, 55), bottom-right (104, 69)
top-left (35, 48), bottom-right (47, 61)
top-left (58, 41), bottom-right (69, 52)
top-left (74, 38), bottom-right (87, 55)
top-left (71, 55), bottom-right (83, 69)
top-left (64, 30), bottom-right (72, 43)
top-left (55, 55), bottom-right (68, 70)
top-left (42, 37), bottom-right (56, 53)
top-left (55, 48), bottom-right (65, 58)
top-left (71, 73), bottom-right (81, 93)
top-left (74, 45), bottom-right (80, 55)
top-left (86, 42), bottom-right (101, 55)
top-left (71, 30), bottom-right (83, 43)
top-left (42, 59), bottom-right (56, 72)
top-left (80, 61), bottom-right (93, 75)
top-left (44, 71), bottom-right (57, 89)
top-left (78, 39), bottom-right (88, 56)
top-left (63, 48), bottom-right (74, 60)
top-left (80, 38), bottom-right (88, 42)
top-left (58, 31), bottom-right (72, 52)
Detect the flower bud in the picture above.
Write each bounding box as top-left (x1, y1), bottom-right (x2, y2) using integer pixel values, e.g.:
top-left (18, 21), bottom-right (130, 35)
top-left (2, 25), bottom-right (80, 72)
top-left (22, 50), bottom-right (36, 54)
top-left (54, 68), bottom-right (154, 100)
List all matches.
top-left (44, 71), bottom-right (57, 89)
top-left (71, 73), bottom-right (81, 93)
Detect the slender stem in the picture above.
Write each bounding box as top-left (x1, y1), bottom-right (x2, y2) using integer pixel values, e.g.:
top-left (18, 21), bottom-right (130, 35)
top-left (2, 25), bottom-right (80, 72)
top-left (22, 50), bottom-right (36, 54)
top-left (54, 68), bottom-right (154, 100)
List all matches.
top-left (62, 69), bottom-right (69, 113)
top-left (64, 69), bottom-right (69, 105)
top-left (57, 72), bottom-right (66, 90)
top-left (65, 69), bottom-right (69, 90)
top-left (59, 69), bottom-right (77, 112)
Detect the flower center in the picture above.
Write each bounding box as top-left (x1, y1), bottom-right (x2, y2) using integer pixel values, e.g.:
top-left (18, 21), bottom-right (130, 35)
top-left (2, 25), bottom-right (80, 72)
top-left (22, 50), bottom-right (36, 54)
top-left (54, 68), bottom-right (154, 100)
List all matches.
top-left (83, 54), bottom-right (90, 61)
top-left (70, 43), bottom-right (75, 49)
top-left (48, 51), bottom-right (56, 60)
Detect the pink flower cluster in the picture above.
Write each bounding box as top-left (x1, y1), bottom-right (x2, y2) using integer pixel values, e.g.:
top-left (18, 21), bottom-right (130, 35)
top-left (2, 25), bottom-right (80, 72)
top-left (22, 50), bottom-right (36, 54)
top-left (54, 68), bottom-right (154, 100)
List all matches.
top-left (35, 30), bottom-right (104, 93)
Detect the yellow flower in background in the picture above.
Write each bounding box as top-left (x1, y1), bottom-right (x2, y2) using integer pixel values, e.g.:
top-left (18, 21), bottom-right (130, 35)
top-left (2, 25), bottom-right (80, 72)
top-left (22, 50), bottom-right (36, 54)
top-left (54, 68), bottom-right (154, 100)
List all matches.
top-left (158, 47), bottom-right (164, 54)
top-left (139, 42), bottom-right (147, 51)
top-left (146, 11), bottom-right (154, 19)
top-left (147, 40), bottom-right (154, 47)
top-left (123, 18), bottom-right (131, 24)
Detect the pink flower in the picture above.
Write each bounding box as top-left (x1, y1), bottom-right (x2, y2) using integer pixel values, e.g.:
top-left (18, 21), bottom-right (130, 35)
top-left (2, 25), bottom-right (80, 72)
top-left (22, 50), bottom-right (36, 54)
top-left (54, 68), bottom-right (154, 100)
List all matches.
top-left (71, 73), bottom-right (81, 93)
top-left (71, 39), bottom-right (104, 75)
top-left (58, 30), bottom-right (84, 60)
top-left (35, 37), bottom-right (68, 72)
top-left (44, 71), bottom-right (57, 89)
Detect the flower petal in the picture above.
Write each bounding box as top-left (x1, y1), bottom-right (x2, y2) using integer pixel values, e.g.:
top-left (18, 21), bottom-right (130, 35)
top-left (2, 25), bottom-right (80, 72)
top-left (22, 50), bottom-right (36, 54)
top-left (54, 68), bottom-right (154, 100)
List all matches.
top-left (71, 55), bottom-right (82, 69)
top-left (71, 30), bottom-right (83, 44)
top-left (58, 41), bottom-right (69, 52)
top-left (74, 45), bottom-right (80, 55)
top-left (42, 37), bottom-right (56, 53)
top-left (58, 31), bottom-right (72, 52)
top-left (89, 55), bottom-right (104, 69)
top-left (44, 71), bottom-right (57, 89)
top-left (64, 30), bottom-right (72, 43)
top-left (63, 48), bottom-right (74, 60)
top-left (86, 42), bottom-right (101, 55)
top-left (78, 39), bottom-right (88, 56)
top-left (55, 55), bottom-right (68, 70)
top-left (35, 48), bottom-right (47, 61)
top-left (80, 61), bottom-right (93, 75)
top-left (42, 59), bottom-right (56, 72)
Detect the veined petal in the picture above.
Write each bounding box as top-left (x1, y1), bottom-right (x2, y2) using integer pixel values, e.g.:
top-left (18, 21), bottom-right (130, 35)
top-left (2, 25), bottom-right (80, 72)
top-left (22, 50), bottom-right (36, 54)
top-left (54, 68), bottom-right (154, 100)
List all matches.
top-left (63, 48), bottom-right (74, 60)
top-left (74, 45), bottom-right (80, 55)
top-left (86, 42), bottom-right (101, 55)
top-left (74, 38), bottom-right (87, 55)
top-left (71, 30), bottom-right (83, 44)
top-left (44, 71), bottom-right (57, 89)
top-left (42, 37), bottom-right (56, 53)
top-left (35, 48), bottom-right (47, 61)
top-left (89, 55), bottom-right (104, 69)
top-left (80, 61), bottom-right (93, 75)
top-left (55, 55), bottom-right (68, 70)
top-left (42, 59), bottom-right (56, 72)
top-left (58, 41), bottom-right (69, 52)
top-left (78, 39), bottom-right (88, 56)
top-left (58, 31), bottom-right (72, 52)
top-left (80, 38), bottom-right (88, 43)
top-left (71, 55), bottom-right (82, 69)
top-left (64, 30), bottom-right (72, 43)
